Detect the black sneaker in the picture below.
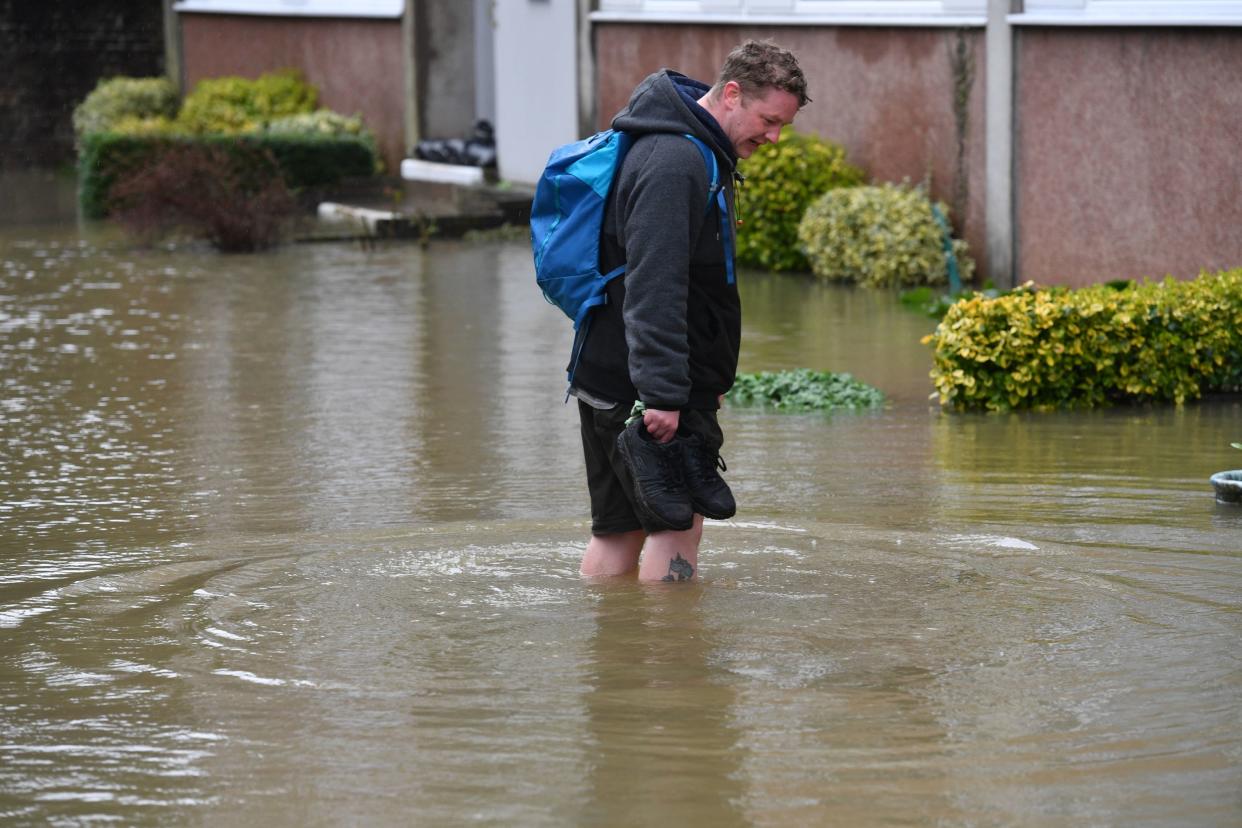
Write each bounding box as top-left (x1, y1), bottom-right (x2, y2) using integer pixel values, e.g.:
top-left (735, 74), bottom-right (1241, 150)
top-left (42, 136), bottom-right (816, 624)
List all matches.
top-left (680, 432), bottom-right (736, 520)
top-left (615, 419), bottom-right (695, 531)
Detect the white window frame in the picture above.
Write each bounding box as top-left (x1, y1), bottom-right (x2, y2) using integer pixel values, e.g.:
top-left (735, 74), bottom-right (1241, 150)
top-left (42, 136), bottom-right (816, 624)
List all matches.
top-left (593, 0), bottom-right (988, 27)
top-left (1013, 0), bottom-right (1242, 26)
top-left (173, 0), bottom-right (403, 18)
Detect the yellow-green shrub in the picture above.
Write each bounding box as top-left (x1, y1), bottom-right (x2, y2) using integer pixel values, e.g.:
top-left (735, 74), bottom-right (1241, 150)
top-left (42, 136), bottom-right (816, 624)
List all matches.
top-left (265, 110), bottom-right (367, 139)
top-left (736, 128), bottom-right (863, 272)
top-left (177, 69), bottom-right (318, 134)
top-left (110, 115), bottom-right (184, 137)
top-left (797, 182), bottom-right (974, 288)
top-left (265, 110), bottom-right (379, 172)
top-left (923, 269), bottom-right (1242, 411)
top-left (72, 77), bottom-right (179, 144)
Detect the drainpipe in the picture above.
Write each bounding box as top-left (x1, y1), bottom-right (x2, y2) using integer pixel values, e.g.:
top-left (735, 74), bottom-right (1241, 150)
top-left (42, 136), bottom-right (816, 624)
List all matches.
top-left (403, 0), bottom-right (420, 154)
top-left (162, 0), bottom-right (183, 94)
top-left (576, 0), bottom-right (596, 137)
top-left (985, 0), bottom-right (1017, 288)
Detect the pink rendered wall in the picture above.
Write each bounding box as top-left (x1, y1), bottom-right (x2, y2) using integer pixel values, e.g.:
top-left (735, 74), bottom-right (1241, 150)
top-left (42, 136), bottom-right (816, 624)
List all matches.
top-left (1015, 27), bottom-right (1242, 287)
top-left (180, 14), bottom-right (406, 172)
top-left (595, 23), bottom-right (988, 279)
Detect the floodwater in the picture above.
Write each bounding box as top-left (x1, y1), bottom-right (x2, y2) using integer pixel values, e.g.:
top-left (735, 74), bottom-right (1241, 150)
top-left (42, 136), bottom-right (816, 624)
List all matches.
top-left (1, 200), bottom-right (1240, 825)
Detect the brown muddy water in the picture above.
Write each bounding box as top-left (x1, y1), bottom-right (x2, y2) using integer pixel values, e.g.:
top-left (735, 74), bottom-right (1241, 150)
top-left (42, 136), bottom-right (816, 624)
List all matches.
top-left (1, 205), bottom-right (1240, 825)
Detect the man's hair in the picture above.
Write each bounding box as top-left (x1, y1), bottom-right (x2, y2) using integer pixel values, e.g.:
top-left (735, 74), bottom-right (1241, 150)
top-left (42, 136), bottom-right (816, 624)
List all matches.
top-left (710, 39), bottom-right (810, 108)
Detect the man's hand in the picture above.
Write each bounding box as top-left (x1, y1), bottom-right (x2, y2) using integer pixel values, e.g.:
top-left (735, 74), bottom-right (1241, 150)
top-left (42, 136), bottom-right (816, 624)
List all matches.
top-left (643, 408), bottom-right (680, 443)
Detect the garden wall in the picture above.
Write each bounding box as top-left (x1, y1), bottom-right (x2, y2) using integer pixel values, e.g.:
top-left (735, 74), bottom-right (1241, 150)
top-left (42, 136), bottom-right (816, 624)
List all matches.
top-left (179, 13), bottom-right (407, 172)
top-left (1015, 27), bottom-right (1242, 287)
top-left (594, 22), bottom-right (1242, 289)
top-left (594, 23), bottom-right (988, 280)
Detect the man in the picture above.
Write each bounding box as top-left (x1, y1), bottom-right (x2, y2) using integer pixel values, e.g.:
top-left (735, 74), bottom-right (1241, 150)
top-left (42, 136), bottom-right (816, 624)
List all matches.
top-left (571, 40), bottom-right (809, 582)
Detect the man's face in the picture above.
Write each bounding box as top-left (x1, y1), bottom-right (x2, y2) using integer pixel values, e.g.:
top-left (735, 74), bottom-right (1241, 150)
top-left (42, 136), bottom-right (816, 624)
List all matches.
top-left (719, 83), bottom-right (800, 159)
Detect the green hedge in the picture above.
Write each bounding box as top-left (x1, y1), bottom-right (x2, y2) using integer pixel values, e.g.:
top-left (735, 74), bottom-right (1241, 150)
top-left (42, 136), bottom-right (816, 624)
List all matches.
top-left (736, 128), bottom-right (863, 272)
top-left (79, 132), bottom-right (376, 219)
top-left (923, 269), bottom-right (1242, 411)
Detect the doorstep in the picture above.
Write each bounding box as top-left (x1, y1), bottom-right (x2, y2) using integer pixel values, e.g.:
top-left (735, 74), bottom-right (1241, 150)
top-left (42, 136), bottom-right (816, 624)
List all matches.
top-left (302, 168), bottom-right (532, 242)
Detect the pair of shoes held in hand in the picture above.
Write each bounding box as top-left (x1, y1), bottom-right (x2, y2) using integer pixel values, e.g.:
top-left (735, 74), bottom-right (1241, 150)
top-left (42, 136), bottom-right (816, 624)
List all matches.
top-left (616, 418), bottom-right (736, 531)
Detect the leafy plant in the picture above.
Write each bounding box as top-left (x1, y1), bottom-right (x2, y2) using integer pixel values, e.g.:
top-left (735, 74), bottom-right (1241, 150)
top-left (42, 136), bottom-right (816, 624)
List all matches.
top-left (108, 115), bottom-right (184, 137)
top-left (735, 128), bottom-right (863, 272)
top-left (266, 110), bottom-right (368, 139)
top-left (108, 142), bottom-right (297, 252)
top-left (265, 110), bottom-right (379, 172)
top-left (177, 69), bottom-right (318, 134)
top-left (727, 369), bottom-right (884, 411)
top-left (72, 77), bottom-right (179, 144)
top-left (798, 182), bottom-right (975, 288)
top-left (923, 269), bottom-right (1242, 411)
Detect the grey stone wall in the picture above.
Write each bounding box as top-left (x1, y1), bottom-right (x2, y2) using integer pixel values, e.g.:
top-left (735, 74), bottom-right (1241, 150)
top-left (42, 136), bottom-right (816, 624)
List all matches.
top-left (416, 0), bottom-right (478, 141)
top-left (0, 0), bottom-right (165, 169)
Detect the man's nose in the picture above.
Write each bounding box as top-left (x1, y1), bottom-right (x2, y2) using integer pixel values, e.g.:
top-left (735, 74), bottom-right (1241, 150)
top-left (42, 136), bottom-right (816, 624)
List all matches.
top-left (764, 125), bottom-right (782, 144)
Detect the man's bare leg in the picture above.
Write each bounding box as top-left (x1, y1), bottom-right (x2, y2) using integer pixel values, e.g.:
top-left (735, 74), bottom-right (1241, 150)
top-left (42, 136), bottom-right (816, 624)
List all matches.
top-left (581, 530), bottom-right (645, 577)
top-left (638, 515), bottom-right (704, 582)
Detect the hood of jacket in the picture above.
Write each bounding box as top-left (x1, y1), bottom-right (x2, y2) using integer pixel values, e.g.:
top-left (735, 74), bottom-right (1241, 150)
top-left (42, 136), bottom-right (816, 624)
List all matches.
top-left (611, 70), bottom-right (737, 170)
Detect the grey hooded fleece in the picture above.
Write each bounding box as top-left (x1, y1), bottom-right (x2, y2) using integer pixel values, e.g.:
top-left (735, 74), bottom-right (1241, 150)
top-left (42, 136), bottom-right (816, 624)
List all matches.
top-left (571, 69), bottom-right (741, 411)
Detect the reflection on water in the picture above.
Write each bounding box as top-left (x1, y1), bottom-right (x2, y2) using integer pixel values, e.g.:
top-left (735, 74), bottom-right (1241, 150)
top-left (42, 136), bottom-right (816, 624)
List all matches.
top-left (1, 220), bottom-right (1239, 825)
top-left (581, 582), bottom-right (746, 826)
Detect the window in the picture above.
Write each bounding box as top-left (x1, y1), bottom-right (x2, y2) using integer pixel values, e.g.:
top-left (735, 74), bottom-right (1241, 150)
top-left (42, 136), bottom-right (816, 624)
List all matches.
top-left (593, 0), bottom-right (987, 25)
top-left (1016, 0), bottom-right (1242, 25)
top-left (173, 0), bottom-right (403, 18)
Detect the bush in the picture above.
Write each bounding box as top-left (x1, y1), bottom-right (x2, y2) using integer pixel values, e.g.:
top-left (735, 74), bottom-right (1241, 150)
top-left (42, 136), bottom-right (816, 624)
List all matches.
top-left (109, 115), bottom-right (184, 137)
top-left (923, 269), bottom-right (1242, 411)
top-left (78, 132), bottom-right (376, 219)
top-left (72, 77), bottom-right (179, 144)
top-left (265, 110), bottom-right (379, 170)
top-left (177, 69), bottom-right (318, 135)
top-left (265, 110), bottom-right (367, 139)
top-left (727, 368), bottom-right (884, 411)
top-left (74, 71), bottom-right (378, 219)
top-left (736, 128), bottom-right (863, 272)
top-left (798, 182), bottom-right (974, 288)
top-left (109, 142), bottom-right (297, 252)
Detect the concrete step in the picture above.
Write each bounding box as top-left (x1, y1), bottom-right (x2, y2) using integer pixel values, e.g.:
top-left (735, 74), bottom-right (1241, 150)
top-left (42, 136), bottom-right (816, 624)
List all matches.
top-left (307, 174), bottom-right (533, 242)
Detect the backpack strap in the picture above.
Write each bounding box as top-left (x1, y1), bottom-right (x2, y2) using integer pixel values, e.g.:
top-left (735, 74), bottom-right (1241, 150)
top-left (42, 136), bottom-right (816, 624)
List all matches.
top-left (683, 134), bottom-right (736, 286)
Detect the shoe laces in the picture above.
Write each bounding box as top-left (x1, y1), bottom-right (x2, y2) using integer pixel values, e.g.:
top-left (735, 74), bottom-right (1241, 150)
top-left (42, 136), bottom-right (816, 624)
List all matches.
top-left (687, 444), bottom-right (726, 481)
top-left (636, 432), bottom-right (686, 484)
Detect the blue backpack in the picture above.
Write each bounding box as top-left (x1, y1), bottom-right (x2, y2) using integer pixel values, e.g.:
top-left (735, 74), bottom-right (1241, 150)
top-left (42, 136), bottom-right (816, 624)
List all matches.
top-left (530, 129), bottom-right (735, 383)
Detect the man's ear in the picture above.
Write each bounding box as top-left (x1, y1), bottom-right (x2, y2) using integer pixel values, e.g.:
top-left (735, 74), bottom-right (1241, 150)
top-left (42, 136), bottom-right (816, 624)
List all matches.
top-left (721, 80), bottom-right (743, 109)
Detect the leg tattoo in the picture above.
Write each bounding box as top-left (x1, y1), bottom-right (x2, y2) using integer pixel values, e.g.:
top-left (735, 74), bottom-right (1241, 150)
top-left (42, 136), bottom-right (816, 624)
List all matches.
top-left (661, 553), bottom-right (695, 582)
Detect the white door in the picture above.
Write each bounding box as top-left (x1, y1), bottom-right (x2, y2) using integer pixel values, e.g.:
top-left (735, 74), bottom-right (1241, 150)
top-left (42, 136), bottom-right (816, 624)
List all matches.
top-left (492, 0), bottom-right (579, 184)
